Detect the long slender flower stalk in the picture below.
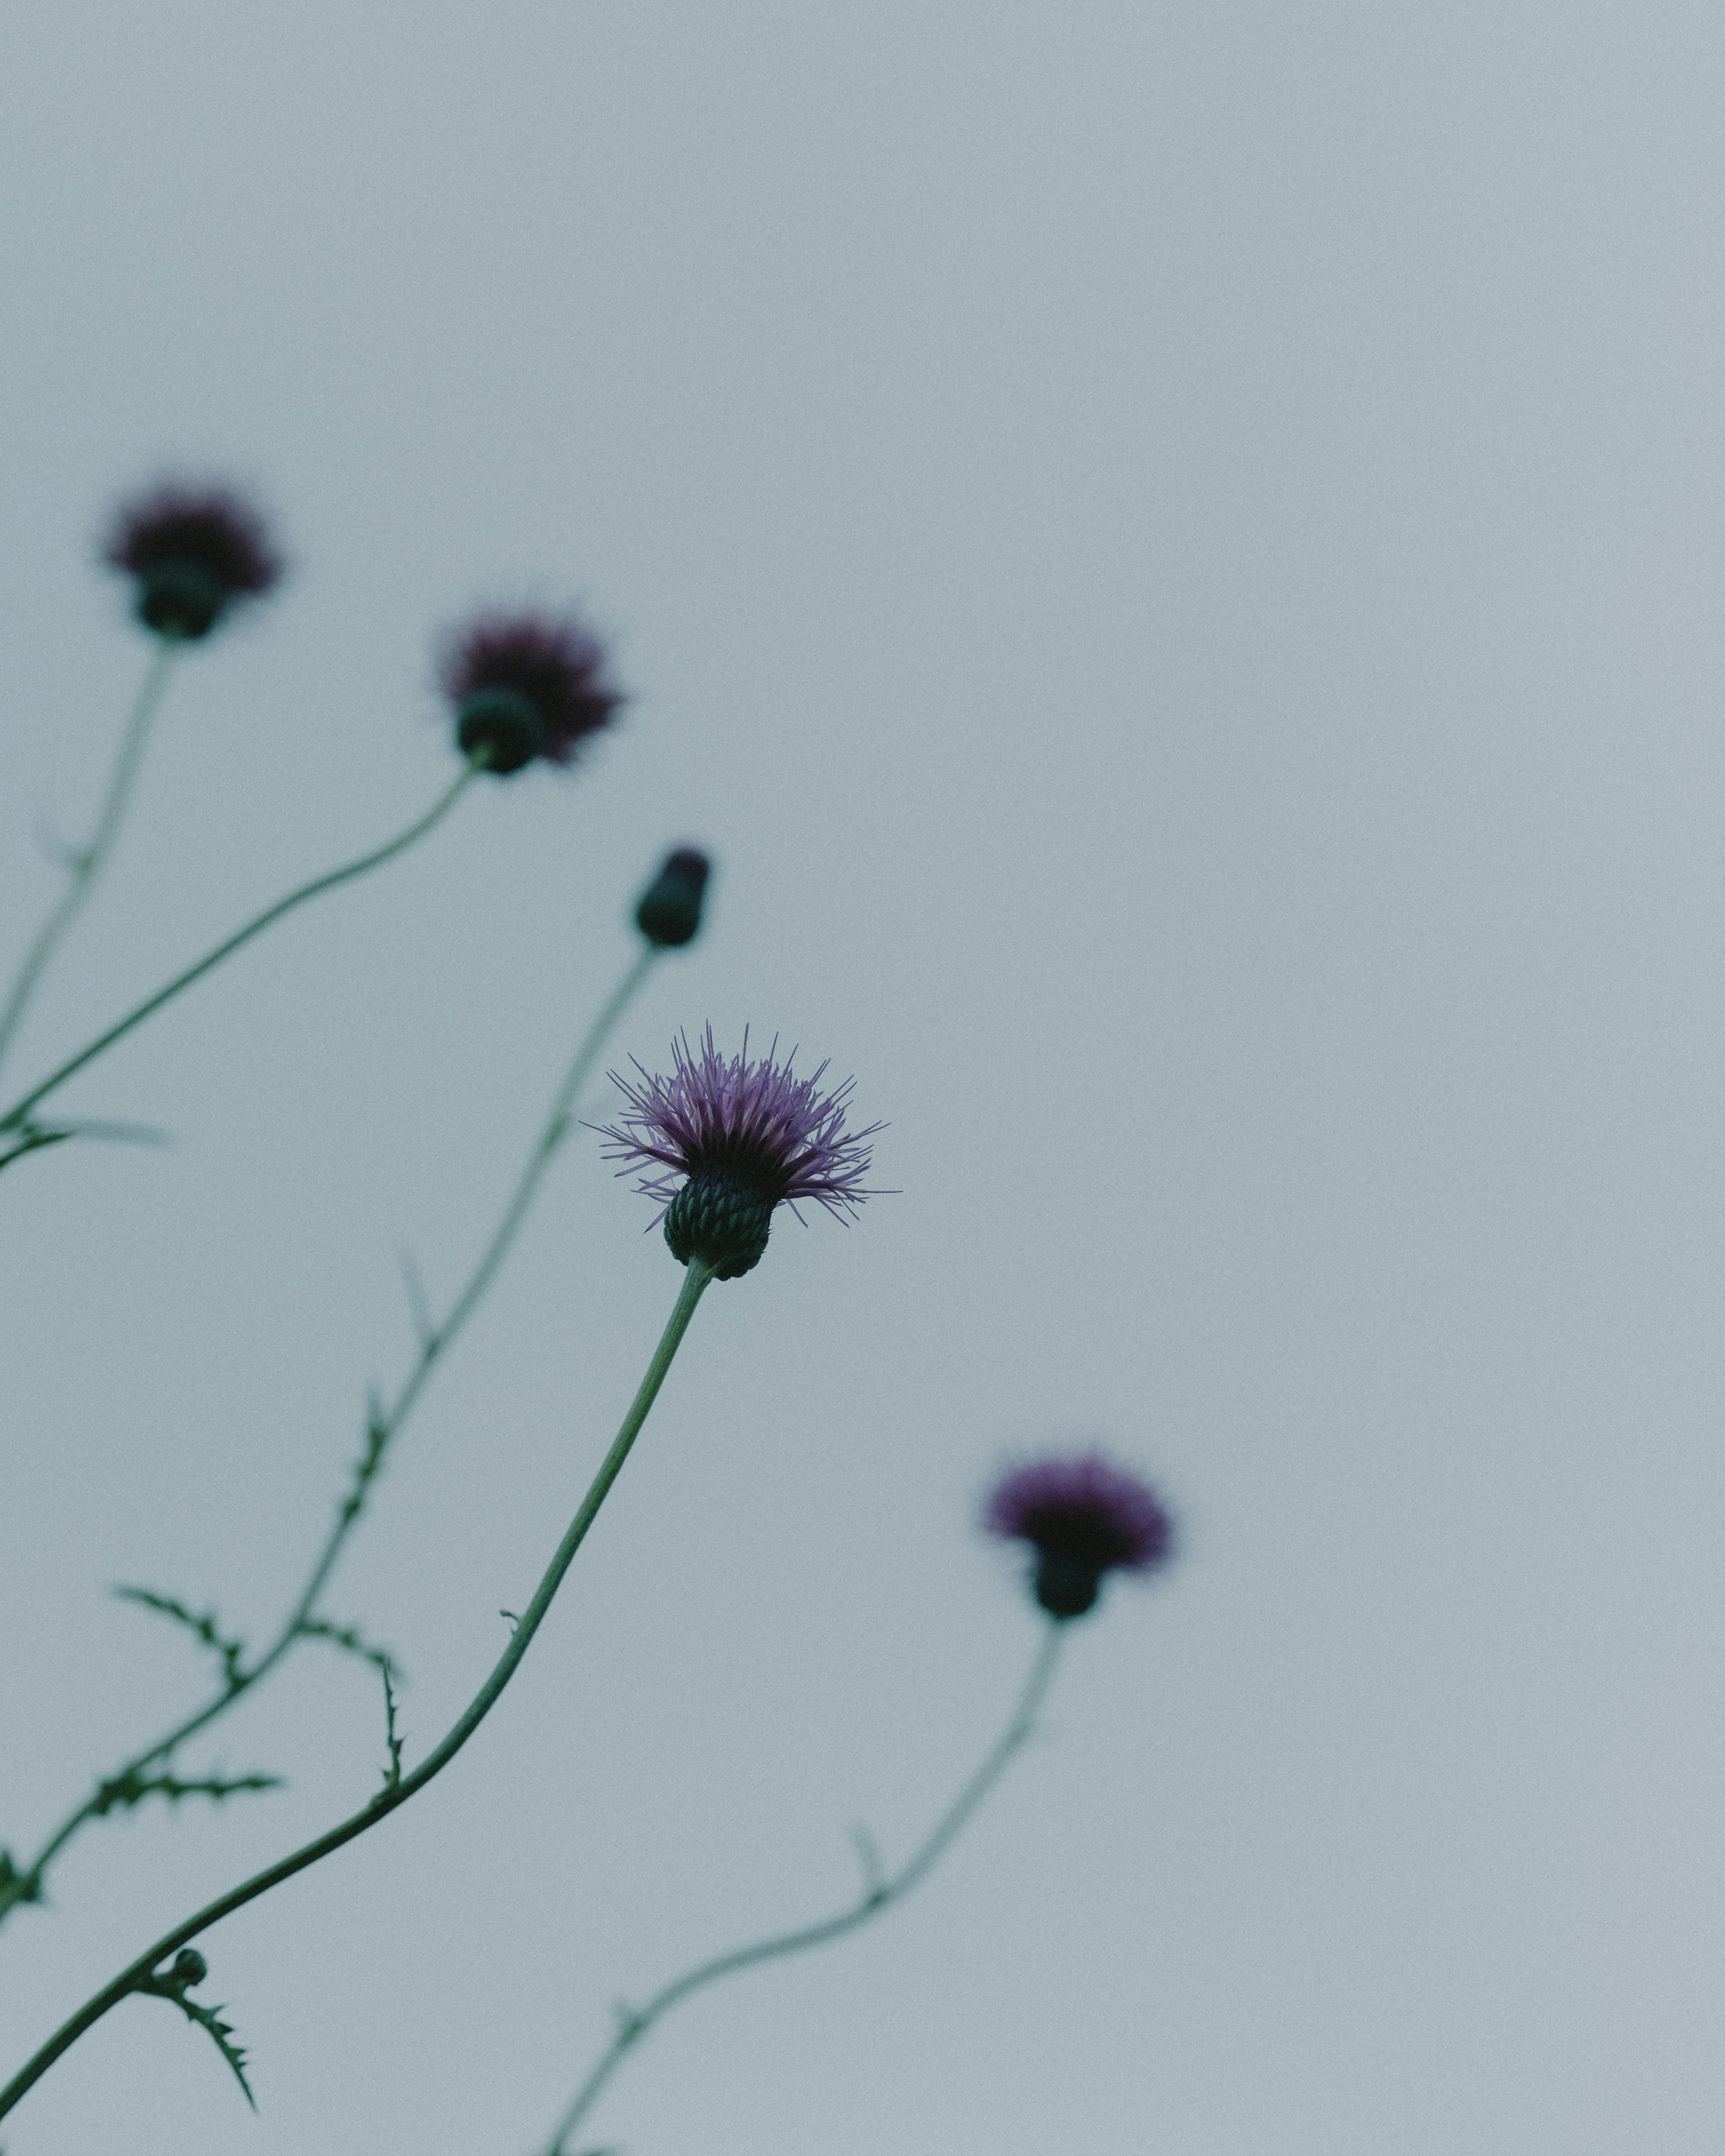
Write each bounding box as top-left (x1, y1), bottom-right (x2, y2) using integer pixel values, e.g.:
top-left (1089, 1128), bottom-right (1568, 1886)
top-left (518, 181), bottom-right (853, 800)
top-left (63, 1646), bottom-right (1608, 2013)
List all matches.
top-left (0, 761), bottom-right (485, 1142)
top-left (0, 639), bottom-right (182, 1080)
top-left (0, 1258), bottom-right (717, 2126)
top-left (539, 1620), bottom-right (1065, 2156)
top-left (0, 477), bottom-right (285, 1097)
top-left (540, 1447), bottom-right (1171, 2151)
top-left (0, 939), bottom-right (661, 1930)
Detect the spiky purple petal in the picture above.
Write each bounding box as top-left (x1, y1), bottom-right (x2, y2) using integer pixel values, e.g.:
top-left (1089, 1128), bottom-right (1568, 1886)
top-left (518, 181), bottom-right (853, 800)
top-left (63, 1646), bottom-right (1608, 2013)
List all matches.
top-left (104, 483), bottom-right (281, 596)
top-left (597, 1027), bottom-right (881, 1221)
top-left (439, 609), bottom-right (621, 770)
top-left (985, 1454), bottom-right (1173, 1574)
top-left (103, 483), bottom-right (282, 638)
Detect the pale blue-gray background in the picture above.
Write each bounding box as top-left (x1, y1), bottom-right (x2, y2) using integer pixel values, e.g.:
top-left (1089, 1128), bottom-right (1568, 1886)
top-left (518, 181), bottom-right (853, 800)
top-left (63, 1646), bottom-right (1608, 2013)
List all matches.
top-left (3, 3), bottom-right (1724, 2150)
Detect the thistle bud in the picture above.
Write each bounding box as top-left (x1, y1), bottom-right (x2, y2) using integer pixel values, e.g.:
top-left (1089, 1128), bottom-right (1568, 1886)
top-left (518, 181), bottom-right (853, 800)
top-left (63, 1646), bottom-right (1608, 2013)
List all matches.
top-left (635, 849), bottom-right (711, 948)
top-left (663, 1164), bottom-right (776, 1278)
top-left (1032, 1554), bottom-right (1103, 1620)
top-left (455, 686), bottom-right (546, 774)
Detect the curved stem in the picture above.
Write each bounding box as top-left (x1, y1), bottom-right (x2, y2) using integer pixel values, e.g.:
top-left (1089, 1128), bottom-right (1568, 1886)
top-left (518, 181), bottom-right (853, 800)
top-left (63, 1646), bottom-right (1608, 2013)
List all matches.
top-left (0, 639), bottom-right (181, 1080)
top-left (0, 761), bottom-right (482, 1136)
top-left (0, 941), bottom-right (662, 1929)
top-left (0, 1258), bottom-right (716, 2127)
top-left (382, 940), bottom-right (661, 1436)
top-left (541, 1619), bottom-right (1066, 2156)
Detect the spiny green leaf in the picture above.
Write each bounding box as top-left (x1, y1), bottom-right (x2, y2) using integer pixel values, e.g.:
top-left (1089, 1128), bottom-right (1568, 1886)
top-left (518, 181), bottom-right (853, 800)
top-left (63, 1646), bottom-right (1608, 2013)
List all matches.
top-left (344, 1395), bottom-right (394, 1523)
top-left (114, 1585), bottom-right (247, 1689)
top-left (0, 1117), bottom-right (166, 1171)
top-left (91, 1768), bottom-right (281, 1818)
top-left (360, 1394), bottom-right (390, 1478)
top-left (0, 1125), bottom-right (71, 1173)
top-left (0, 1849), bottom-right (39, 1914)
top-left (42, 1116), bottom-right (168, 1147)
top-left (297, 1616), bottom-right (398, 1677)
top-left (182, 1995), bottom-right (256, 2108)
top-left (137, 1957), bottom-right (256, 2110)
top-left (377, 1659), bottom-right (404, 1793)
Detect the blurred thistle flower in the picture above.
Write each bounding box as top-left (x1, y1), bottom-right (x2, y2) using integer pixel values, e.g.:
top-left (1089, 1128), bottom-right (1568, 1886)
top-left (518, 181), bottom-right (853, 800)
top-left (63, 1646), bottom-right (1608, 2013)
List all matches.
top-left (985, 1453), bottom-right (1174, 1619)
top-left (103, 482), bottom-right (282, 641)
top-left (439, 609), bottom-right (623, 775)
top-left (597, 1027), bottom-right (881, 1279)
top-left (635, 848), bottom-right (711, 948)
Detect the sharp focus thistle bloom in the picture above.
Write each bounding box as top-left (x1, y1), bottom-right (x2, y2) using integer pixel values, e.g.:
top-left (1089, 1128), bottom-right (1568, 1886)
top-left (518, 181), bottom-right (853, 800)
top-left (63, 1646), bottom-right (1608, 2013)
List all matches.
top-left (597, 1028), bottom-right (881, 1279)
top-left (985, 1453), bottom-right (1174, 1619)
top-left (635, 848), bottom-right (711, 949)
top-left (439, 610), bottom-right (623, 775)
top-left (103, 482), bottom-right (282, 641)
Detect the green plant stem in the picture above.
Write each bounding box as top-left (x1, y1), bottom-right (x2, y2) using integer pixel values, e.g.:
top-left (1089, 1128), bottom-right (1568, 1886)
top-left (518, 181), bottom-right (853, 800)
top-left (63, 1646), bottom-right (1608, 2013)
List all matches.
top-left (387, 940), bottom-right (660, 1426)
top-left (0, 1258), bottom-right (716, 2127)
top-left (0, 639), bottom-right (181, 1080)
top-left (541, 1618), bottom-right (1066, 2156)
top-left (0, 760), bottom-right (482, 1137)
top-left (0, 941), bottom-right (661, 1929)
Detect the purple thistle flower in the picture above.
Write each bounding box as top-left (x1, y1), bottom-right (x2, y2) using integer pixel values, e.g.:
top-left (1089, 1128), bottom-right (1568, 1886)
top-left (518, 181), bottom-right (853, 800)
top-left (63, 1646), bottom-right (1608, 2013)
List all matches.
top-left (439, 609), bottom-right (623, 775)
top-left (985, 1453), bottom-right (1174, 1619)
top-left (103, 481), bottom-right (282, 641)
top-left (596, 1027), bottom-right (882, 1278)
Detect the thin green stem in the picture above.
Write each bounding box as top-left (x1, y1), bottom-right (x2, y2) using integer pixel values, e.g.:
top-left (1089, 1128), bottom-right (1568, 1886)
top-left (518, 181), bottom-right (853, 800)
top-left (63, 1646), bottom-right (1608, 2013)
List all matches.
top-left (0, 760), bottom-right (482, 1137)
top-left (379, 939), bottom-right (661, 1442)
top-left (0, 639), bottom-right (181, 1080)
top-left (0, 1259), bottom-right (716, 2127)
top-left (541, 1619), bottom-right (1066, 2156)
top-left (0, 941), bottom-right (661, 1930)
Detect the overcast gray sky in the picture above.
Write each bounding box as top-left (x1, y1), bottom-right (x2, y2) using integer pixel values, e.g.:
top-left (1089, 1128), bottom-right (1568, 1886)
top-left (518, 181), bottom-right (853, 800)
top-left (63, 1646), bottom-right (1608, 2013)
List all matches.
top-left (4, 3), bottom-right (1725, 2150)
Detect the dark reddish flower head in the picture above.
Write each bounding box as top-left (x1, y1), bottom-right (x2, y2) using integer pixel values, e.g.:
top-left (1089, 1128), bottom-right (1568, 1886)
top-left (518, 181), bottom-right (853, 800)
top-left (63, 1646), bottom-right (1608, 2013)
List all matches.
top-left (986, 1453), bottom-right (1174, 1619)
top-left (439, 609), bottom-right (622, 775)
top-left (103, 482), bottom-right (282, 641)
top-left (596, 1027), bottom-right (882, 1278)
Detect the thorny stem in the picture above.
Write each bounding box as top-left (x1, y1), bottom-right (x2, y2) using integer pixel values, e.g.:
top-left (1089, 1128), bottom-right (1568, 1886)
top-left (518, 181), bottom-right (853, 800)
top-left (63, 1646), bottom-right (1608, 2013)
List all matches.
top-left (0, 1259), bottom-right (716, 2125)
top-left (541, 1619), bottom-right (1067, 2156)
top-left (0, 759), bottom-right (483, 1138)
top-left (0, 943), bottom-right (661, 1929)
top-left (0, 639), bottom-right (181, 1080)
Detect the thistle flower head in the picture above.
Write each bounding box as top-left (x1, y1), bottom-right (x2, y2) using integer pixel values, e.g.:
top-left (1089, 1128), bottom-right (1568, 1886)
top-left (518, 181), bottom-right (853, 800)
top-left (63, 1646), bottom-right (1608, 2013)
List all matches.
top-left (103, 482), bottom-right (282, 640)
top-left (439, 609), bottom-right (622, 775)
top-left (985, 1453), bottom-right (1174, 1619)
top-left (597, 1027), bottom-right (881, 1278)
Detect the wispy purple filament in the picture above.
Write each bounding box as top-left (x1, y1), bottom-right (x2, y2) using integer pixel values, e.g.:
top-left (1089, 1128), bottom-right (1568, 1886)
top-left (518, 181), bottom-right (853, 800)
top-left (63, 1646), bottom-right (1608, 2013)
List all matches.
top-left (985, 1454), bottom-right (1173, 1573)
top-left (597, 1027), bottom-right (881, 1222)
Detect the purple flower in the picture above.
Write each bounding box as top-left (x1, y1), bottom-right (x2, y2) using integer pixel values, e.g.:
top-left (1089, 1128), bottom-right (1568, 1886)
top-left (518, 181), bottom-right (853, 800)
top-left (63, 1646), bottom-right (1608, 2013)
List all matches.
top-left (596, 1027), bottom-right (882, 1278)
top-left (103, 482), bottom-right (282, 640)
top-left (439, 610), bottom-right (622, 775)
top-left (985, 1453), bottom-right (1174, 1619)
